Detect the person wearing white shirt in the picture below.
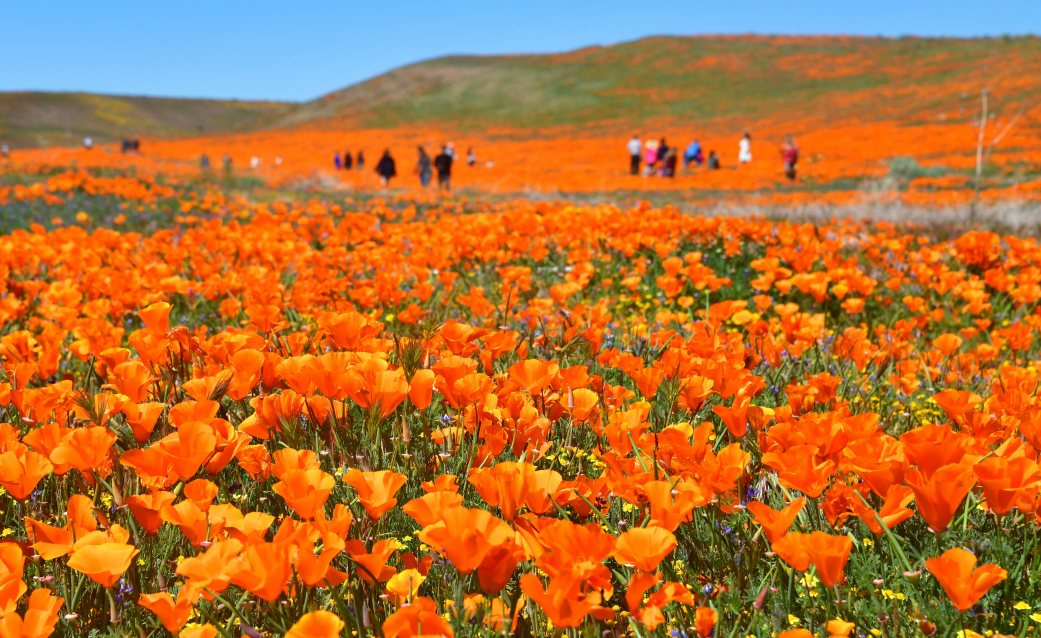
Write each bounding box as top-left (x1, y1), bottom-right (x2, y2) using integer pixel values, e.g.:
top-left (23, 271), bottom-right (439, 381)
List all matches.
top-left (739, 132), bottom-right (752, 164)
top-left (627, 134), bottom-right (641, 175)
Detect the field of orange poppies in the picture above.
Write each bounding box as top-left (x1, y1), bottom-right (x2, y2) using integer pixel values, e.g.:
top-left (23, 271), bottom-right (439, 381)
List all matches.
top-left (1, 159), bottom-right (1041, 638)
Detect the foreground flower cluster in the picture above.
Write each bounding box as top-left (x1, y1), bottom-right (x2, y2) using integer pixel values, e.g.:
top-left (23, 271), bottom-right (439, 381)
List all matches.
top-left (0, 170), bottom-right (1040, 637)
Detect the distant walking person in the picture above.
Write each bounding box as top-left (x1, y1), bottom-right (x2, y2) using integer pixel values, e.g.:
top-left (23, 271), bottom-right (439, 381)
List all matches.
top-left (375, 149), bottom-right (397, 186)
top-left (415, 146), bottom-right (432, 187)
top-left (707, 150), bottom-right (720, 170)
top-left (434, 145), bottom-right (453, 190)
top-left (356, 151), bottom-right (365, 171)
top-left (781, 136), bottom-right (799, 180)
top-left (334, 152), bottom-right (342, 170)
top-left (627, 134), bottom-right (641, 175)
top-left (739, 132), bottom-right (752, 164)
top-left (343, 151), bottom-right (353, 170)
top-left (467, 147), bottom-right (476, 167)
top-left (199, 153), bottom-right (211, 171)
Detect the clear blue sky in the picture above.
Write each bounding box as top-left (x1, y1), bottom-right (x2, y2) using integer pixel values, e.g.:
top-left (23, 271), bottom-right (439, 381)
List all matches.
top-left (4, 0), bottom-right (1039, 102)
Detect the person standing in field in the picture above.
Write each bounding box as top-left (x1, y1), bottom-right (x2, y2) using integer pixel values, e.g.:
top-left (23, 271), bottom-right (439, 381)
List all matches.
top-left (781, 136), bottom-right (799, 181)
top-left (434, 145), bottom-right (453, 191)
top-left (643, 139), bottom-right (658, 176)
top-left (663, 148), bottom-right (678, 178)
top-left (683, 139), bottom-right (703, 170)
top-left (708, 150), bottom-right (720, 170)
top-left (627, 134), bottom-right (641, 175)
top-left (334, 152), bottom-right (342, 170)
top-left (415, 146), bottom-right (433, 187)
top-left (656, 137), bottom-right (669, 167)
top-left (467, 147), bottom-right (476, 167)
top-left (376, 149), bottom-right (397, 187)
top-left (343, 151), bottom-right (353, 170)
top-left (739, 132), bottom-right (752, 164)
top-left (357, 151), bottom-right (365, 171)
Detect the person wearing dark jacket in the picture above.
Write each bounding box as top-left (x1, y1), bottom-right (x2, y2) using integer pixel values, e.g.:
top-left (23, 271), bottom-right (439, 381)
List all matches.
top-left (434, 145), bottom-right (453, 190)
top-left (343, 151), bottom-right (353, 170)
top-left (356, 151), bottom-right (365, 170)
top-left (375, 149), bottom-right (397, 186)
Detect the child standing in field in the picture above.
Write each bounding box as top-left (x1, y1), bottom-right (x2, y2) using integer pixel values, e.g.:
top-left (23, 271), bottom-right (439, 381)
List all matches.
top-left (781, 137), bottom-right (799, 180)
top-left (343, 151), bottom-right (353, 170)
top-left (357, 151), bottom-right (365, 170)
top-left (739, 132), bottom-right (752, 164)
top-left (627, 134), bottom-right (641, 175)
top-left (376, 149), bottom-right (397, 187)
top-left (334, 152), bottom-right (342, 170)
top-left (467, 147), bottom-right (476, 167)
top-left (416, 146), bottom-right (433, 187)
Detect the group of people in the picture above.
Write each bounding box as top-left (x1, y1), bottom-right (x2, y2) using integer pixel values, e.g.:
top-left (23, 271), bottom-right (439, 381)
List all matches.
top-left (333, 150), bottom-right (365, 171)
top-left (627, 132), bottom-right (800, 180)
top-left (120, 138), bottom-right (141, 153)
top-left (337, 143), bottom-right (476, 189)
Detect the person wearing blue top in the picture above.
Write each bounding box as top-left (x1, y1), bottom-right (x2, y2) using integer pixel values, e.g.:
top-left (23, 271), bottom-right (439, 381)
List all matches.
top-left (683, 140), bottom-right (704, 169)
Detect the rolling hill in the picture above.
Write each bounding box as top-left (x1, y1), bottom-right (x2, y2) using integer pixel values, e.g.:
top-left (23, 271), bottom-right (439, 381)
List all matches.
top-left (0, 92), bottom-right (291, 147)
top-left (286, 35), bottom-right (1041, 132)
top-left (4, 35), bottom-right (1041, 147)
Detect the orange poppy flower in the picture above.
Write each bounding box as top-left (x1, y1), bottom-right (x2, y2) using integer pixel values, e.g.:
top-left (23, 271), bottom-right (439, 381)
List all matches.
top-left (827, 619), bottom-right (856, 637)
top-left (974, 455), bottom-right (1041, 516)
top-left (386, 568), bottom-right (426, 604)
top-left (342, 469), bottom-right (407, 520)
top-left (345, 538), bottom-right (398, 583)
top-left (747, 497), bottom-right (805, 542)
top-left (468, 461), bottom-right (562, 520)
top-left (613, 526), bottom-right (677, 573)
top-left (138, 587), bottom-right (200, 633)
top-left (0, 588), bottom-right (63, 638)
top-left (382, 596), bottom-right (453, 637)
top-left (228, 541), bottom-right (293, 602)
top-left (286, 610), bottom-right (345, 638)
top-left (0, 542), bottom-right (27, 616)
top-left (24, 494), bottom-right (98, 559)
top-left (0, 443), bottom-right (53, 500)
top-left (519, 573), bottom-right (611, 629)
top-left (66, 542), bottom-right (138, 588)
top-left (273, 468), bottom-right (336, 520)
top-left (49, 426), bottom-right (116, 482)
top-left (761, 445), bottom-right (836, 498)
top-left (408, 369), bottom-right (436, 410)
top-left (175, 539), bottom-right (244, 598)
top-left (125, 490), bottom-right (176, 535)
top-left (925, 548), bottom-right (1007, 611)
top-left (417, 506), bottom-right (516, 574)
top-left (771, 531), bottom-right (854, 587)
top-left (695, 607), bottom-right (717, 637)
top-left (905, 462), bottom-right (976, 532)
